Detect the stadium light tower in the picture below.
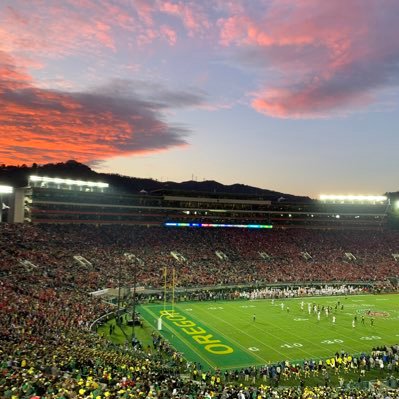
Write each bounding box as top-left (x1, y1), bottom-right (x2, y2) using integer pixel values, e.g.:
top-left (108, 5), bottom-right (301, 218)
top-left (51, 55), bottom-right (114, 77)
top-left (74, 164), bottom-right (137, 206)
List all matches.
top-left (29, 175), bottom-right (109, 190)
top-left (0, 185), bottom-right (13, 194)
top-left (0, 185), bottom-right (13, 223)
top-left (319, 194), bottom-right (387, 203)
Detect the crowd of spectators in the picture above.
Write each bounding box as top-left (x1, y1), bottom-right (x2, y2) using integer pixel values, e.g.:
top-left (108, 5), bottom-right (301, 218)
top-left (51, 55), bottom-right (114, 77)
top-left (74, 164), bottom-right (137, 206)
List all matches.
top-left (2, 224), bottom-right (399, 289)
top-left (2, 223), bottom-right (399, 398)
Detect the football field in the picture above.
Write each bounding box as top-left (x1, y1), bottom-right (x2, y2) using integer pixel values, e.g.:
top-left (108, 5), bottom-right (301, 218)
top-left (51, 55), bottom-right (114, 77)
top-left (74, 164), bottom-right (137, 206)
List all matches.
top-left (139, 294), bottom-right (399, 371)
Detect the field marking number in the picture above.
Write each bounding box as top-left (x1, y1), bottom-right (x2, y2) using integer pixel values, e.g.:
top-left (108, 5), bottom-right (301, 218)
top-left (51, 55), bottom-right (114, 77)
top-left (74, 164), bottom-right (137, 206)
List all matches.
top-left (294, 318), bottom-right (309, 321)
top-left (208, 307), bottom-right (224, 310)
top-left (248, 347), bottom-right (259, 351)
top-left (281, 343), bottom-right (303, 349)
top-left (360, 336), bottom-right (381, 341)
top-left (240, 305), bottom-right (256, 308)
top-left (321, 339), bottom-right (344, 344)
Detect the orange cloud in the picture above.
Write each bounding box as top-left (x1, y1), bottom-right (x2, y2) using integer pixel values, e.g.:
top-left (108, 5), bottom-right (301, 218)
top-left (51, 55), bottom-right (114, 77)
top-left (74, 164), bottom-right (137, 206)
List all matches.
top-left (0, 54), bottom-right (204, 165)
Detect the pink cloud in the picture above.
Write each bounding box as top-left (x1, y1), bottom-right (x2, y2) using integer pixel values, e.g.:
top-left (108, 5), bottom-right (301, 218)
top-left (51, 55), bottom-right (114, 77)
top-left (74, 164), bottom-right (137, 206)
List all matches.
top-left (0, 0), bottom-right (209, 68)
top-left (132, 0), bottom-right (155, 26)
top-left (2, 0), bottom-right (398, 122)
top-left (251, 87), bottom-right (372, 119)
top-left (218, 0), bottom-right (399, 118)
top-left (159, 1), bottom-right (210, 36)
top-left (0, 52), bottom-right (32, 89)
top-left (0, 1), bottom-right (120, 59)
top-left (160, 25), bottom-right (177, 46)
top-left (137, 28), bottom-right (159, 46)
top-left (218, 15), bottom-right (248, 47)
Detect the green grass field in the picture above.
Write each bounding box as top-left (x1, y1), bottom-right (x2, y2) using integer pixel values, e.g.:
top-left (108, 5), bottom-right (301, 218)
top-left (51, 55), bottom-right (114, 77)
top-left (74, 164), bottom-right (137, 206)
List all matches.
top-left (138, 294), bottom-right (399, 371)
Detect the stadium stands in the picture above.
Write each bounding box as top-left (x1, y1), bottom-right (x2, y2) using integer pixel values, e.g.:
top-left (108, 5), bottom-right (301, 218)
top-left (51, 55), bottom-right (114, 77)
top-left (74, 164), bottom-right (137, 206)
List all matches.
top-left (3, 224), bottom-right (399, 287)
top-left (1, 224), bottom-right (399, 397)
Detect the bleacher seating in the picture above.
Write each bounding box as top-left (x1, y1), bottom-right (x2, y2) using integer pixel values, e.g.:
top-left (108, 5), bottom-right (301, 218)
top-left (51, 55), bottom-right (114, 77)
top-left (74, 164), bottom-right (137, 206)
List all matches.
top-left (2, 223), bottom-right (399, 397)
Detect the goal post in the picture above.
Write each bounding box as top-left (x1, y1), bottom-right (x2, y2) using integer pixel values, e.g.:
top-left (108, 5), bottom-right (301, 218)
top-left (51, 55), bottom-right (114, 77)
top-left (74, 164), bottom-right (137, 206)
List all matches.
top-left (159, 266), bottom-right (176, 330)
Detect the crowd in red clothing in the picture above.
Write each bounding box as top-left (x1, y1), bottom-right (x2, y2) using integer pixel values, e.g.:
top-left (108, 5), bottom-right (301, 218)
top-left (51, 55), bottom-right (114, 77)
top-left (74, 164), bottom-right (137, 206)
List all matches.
top-left (2, 224), bottom-right (399, 289)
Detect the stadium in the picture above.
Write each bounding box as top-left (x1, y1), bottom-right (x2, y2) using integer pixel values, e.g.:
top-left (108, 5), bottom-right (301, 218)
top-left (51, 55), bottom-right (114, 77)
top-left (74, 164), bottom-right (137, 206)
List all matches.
top-left (2, 169), bottom-right (399, 398)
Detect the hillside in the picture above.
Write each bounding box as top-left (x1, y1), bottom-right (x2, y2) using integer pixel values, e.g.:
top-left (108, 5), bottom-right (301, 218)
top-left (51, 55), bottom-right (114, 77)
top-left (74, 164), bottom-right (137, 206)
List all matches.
top-left (0, 160), bottom-right (311, 201)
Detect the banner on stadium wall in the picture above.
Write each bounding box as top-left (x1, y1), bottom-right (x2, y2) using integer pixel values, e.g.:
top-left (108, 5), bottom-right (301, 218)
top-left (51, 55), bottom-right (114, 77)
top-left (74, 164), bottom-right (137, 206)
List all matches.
top-left (90, 288), bottom-right (130, 297)
top-left (130, 286), bottom-right (145, 293)
top-left (90, 289), bottom-right (110, 297)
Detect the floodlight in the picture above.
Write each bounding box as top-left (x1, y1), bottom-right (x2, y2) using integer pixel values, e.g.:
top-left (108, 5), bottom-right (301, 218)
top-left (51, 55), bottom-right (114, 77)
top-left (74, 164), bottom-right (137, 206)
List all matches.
top-left (29, 175), bottom-right (108, 188)
top-left (0, 185), bottom-right (13, 194)
top-left (319, 194), bottom-right (387, 202)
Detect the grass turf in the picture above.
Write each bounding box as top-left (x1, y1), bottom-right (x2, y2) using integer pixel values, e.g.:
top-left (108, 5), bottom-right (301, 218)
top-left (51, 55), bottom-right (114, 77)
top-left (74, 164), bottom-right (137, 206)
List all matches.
top-left (137, 294), bottom-right (399, 371)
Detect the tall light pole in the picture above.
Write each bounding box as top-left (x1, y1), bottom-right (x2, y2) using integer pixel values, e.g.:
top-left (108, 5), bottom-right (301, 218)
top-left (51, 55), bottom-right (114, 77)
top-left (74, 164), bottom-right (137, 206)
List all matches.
top-left (116, 258), bottom-right (123, 324)
top-left (131, 257), bottom-right (143, 340)
top-left (124, 253), bottom-right (143, 342)
top-left (0, 185), bottom-right (13, 223)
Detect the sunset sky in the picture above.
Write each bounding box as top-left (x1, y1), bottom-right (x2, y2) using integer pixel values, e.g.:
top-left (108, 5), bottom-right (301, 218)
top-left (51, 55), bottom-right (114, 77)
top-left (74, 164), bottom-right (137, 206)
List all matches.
top-left (1, 0), bottom-right (399, 198)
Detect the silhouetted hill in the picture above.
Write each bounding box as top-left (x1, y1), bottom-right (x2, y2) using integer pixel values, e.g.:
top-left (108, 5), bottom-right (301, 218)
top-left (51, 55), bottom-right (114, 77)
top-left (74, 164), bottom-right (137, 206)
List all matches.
top-left (0, 160), bottom-right (311, 201)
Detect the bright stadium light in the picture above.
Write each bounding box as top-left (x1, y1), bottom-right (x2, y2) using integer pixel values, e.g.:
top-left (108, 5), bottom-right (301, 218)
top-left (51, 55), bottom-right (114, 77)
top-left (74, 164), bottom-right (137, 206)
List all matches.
top-left (0, 185), bottom-right (13, 194)
top-left (319, 194), bottom-right (387, 202)
top-left (29, 175), bottom-right (109, 188)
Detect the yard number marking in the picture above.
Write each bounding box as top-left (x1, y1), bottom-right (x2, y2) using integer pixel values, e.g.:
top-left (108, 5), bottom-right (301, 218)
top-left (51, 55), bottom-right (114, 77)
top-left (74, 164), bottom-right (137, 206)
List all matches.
top-left (360, 336), bottom-right (381, 340)
top-left (321, 339), bottom-right (343, 344)
top-left (281, 343), bottom-right (303, 349)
